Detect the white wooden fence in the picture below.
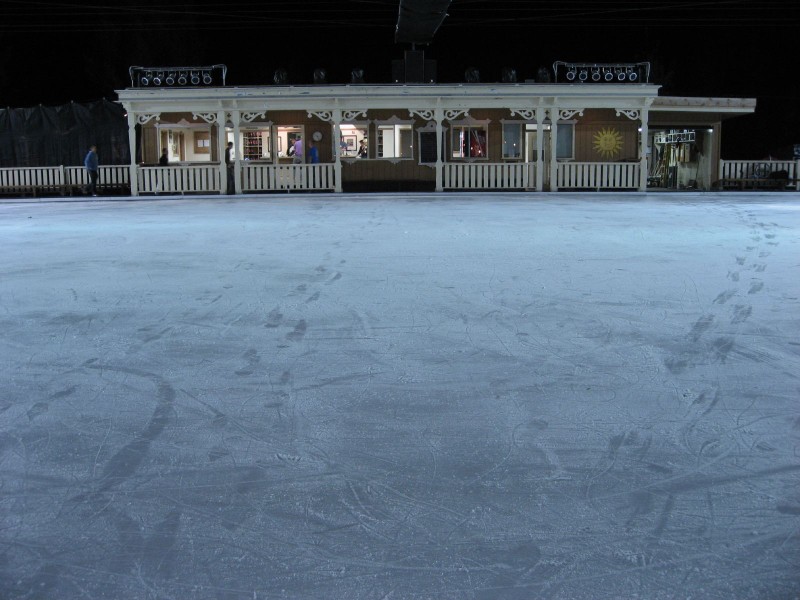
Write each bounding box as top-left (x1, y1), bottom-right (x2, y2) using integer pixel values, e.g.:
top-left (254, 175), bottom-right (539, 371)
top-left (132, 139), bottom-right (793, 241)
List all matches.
top-left (443, 162), bottom-right (533, 190)
top-left (137, 165), bottom-right (220, 194)
top-left (557, 162), bottom-right (640, 190)
top-left (0, 165), bottom-right (129, 195)
top-left (719, 160), bottom-right (799, 189)
top-left (242, 163), bottom-right (335, 192)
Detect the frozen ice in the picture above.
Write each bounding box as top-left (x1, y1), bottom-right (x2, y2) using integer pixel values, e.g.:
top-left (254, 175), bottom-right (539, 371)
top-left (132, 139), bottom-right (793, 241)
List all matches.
top-left (1, 192), bottom-right (798, 599)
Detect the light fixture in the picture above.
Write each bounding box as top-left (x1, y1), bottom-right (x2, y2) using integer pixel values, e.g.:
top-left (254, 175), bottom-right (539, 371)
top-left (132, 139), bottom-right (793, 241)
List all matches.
top-left (313, 68), bottom-right (327, 84)
top-left (501, 67), bottom-right (517, 83)
top-left (129, 64), bottom-right (227, 88)
top-left (552, 61), bottom-right (650, 84)
top-left (351, 68), bottom-right (365, 83)
top-left (273, 68), bottom-right (288, 85)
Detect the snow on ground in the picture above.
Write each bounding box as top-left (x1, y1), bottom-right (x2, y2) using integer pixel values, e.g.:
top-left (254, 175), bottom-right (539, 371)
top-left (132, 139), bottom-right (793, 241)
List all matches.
top-left (0, 192), bottom-right (798, 599)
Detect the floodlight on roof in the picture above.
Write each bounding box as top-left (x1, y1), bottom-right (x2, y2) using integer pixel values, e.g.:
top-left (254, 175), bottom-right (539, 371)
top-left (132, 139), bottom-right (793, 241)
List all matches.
top-left (128, 65), bottom-right (227, 87)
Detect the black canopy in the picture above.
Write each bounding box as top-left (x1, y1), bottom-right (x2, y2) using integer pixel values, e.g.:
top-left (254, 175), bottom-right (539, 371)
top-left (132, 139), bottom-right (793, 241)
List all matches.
top-left (0, 99), bottom-right (129, 168)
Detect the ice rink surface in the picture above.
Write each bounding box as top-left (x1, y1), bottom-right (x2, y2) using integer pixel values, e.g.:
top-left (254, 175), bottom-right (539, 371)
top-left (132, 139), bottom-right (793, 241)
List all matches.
top-left (1, 192), bottom-right (799, 599)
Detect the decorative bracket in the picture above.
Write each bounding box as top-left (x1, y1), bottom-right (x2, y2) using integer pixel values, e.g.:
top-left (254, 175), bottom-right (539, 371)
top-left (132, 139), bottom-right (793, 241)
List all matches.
top-left (409, 109), bottom-right (434, 121)
top-left (615, 109), bottom-right (641, 121)
top-left (307, 110), bottom-right (333, 122)
top-left (241, 111), bottom-right (266, 123)
top-left (343, 110), bottom-right (367, 121)
top-left (509, 109), bottom-right (536, 121)
top-left (557, 109), bottom-right (584, 121)
top-left (192, 112), bottom-right (218, 124)
top-left (136, 113), bottom-right (160, 125)
top-left (444, 109), bottom-right (469, 121)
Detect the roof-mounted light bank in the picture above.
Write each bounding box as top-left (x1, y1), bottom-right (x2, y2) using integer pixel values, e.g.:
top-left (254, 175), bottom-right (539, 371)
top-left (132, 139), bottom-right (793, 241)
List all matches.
top-left (553, 62), bottom-right (650, 84)
top-left (129, 65), bottom-right (227, 88)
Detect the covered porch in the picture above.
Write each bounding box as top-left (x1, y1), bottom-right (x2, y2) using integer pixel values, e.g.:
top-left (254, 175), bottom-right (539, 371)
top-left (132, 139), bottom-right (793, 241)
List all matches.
top-left (116, 83), bottom-right (660, 194)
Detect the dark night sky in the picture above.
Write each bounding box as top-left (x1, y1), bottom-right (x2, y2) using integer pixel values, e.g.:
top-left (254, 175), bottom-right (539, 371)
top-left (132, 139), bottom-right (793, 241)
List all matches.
top-left (1, 0), bottom-right (797, 158)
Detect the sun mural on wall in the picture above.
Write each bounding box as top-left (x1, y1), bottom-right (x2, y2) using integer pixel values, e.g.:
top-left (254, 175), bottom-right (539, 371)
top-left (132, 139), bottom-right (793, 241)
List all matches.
top-left (593, 127), bottom-right (624, 158)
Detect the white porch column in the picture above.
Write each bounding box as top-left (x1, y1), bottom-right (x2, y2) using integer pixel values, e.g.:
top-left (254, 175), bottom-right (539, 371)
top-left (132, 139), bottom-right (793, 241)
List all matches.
top-left (549, 108), bottom-right (559, 192)
top-left (230, 110), bottom-right (242, 195)
top-left (217, 110), bottom-right (227, 194)
top-left (535, 107), bottom-right (545, 192)
top-left (639, 107), bottom-right (649, 192)
top-left (435, 107), bottom-right (444, 192)
top-left (126, 110), bottom-right (138, 196)
top-left (332, 109), bottom-right (343, 193)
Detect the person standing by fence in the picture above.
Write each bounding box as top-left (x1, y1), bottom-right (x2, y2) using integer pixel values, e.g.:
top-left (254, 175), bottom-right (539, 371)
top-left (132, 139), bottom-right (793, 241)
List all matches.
top-left (84, 145), bottom-right (99, 196)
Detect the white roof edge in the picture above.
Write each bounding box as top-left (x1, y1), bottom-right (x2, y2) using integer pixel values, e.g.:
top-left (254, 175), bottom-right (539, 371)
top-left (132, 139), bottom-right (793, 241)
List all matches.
top-left (115, 83), bottom-right (662, 103)
top-left (651, 96), bottom-right (757, 113)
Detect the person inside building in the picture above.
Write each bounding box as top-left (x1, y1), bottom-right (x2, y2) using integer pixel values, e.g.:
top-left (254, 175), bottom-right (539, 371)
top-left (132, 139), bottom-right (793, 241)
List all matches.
top-left (357, 139), bottom-right (367, 158)
top-left (293, 136), bottom-right (303, 164)
top-left (307, 140), bottom-right (320, 164)
top-left (225, 141), bottom-right (234, 194)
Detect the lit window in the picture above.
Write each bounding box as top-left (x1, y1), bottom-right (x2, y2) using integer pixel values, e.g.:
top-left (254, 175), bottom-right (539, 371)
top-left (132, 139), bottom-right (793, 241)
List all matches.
top-left (452, 126), bottom-right (487, 159)
top-left (378, 124), bottom-right (413, 159)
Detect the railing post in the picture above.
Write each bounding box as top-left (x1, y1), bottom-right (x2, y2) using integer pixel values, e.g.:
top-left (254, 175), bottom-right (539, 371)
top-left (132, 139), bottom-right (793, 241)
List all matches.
top-left (435, 106), bottom-right (444, 192)
top-left (127, 111), bottom-right (139, 196)
top-left (535, 107), bottom-right (545, 192)
top-left (638, 107), bottom-right (649, 192)
top-left (549, 108), bottom-right (559, 192)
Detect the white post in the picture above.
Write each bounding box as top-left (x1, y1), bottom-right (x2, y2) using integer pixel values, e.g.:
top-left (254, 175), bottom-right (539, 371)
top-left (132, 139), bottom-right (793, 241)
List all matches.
top-left (535, 106), bottom-right (545, 192)
top-left (127, 111), bottom-right (138, 196)
top-left (796, 159), bottom-right (800, 191)
top-left (639, 107), bottom-right (649, 192)
top-left (231, 110), bottom-right (242, 195)
top-left (217, 110), bottom-right (227, 194)
top-left (435, 106), bottom-right (444, 192)
top-left (332, 108), bottom-right (343, 193)
top-left (549, 108), bottom-right (559, 192)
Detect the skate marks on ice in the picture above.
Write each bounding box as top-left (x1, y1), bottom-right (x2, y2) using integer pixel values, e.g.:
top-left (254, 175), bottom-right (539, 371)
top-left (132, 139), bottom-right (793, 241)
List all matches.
top-left (661, 206), bottom-right (784, 376)
top-left (2, 197), bottom-right (800, 599)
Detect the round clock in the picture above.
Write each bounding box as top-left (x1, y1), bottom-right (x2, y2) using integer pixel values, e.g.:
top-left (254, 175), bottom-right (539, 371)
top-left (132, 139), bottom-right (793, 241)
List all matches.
top-left (312, 131), bottom-right (323, 142)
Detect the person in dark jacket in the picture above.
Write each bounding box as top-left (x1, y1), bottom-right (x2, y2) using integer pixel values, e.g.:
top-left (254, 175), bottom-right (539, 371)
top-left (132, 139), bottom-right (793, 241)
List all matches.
top-left (84, 145), bottom-right (99, 196)
top-left (225, 141), bottom-right (234, 194)
top-left (159, 147), bottom-right (169, 166)
top-left (307, 141), bottom-right (320, 164)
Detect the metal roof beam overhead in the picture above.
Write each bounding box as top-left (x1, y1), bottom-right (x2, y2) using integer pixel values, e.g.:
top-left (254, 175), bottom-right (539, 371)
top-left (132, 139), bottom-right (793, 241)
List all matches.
top-left (394, 0), bottom-right (452, 45)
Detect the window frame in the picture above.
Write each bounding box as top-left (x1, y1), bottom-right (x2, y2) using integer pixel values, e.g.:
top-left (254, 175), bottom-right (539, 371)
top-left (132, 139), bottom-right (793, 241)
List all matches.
top-left (449, 118), bottom-right (490, 161)
top-left (375, 116), bottom-right (415, 161)
top-left (500, 120), bottom-right (526, 161)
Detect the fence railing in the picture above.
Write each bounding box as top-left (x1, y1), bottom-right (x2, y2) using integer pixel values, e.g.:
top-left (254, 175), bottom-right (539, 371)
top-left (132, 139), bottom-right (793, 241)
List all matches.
top-left (443, 162), bottom-right (533, 190)
top-left (0, 165), bottom-right (129, 195)
top-left (557, 162), bottom-right (640, 190)
top-left (242, 163), bottom-right (335, 192)
top-left (65, 166), bottom-right (129, 189)
top-left (719, 160), bottom-right (799, 189)
top-left (137, 165), bottom-right (220, 194)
